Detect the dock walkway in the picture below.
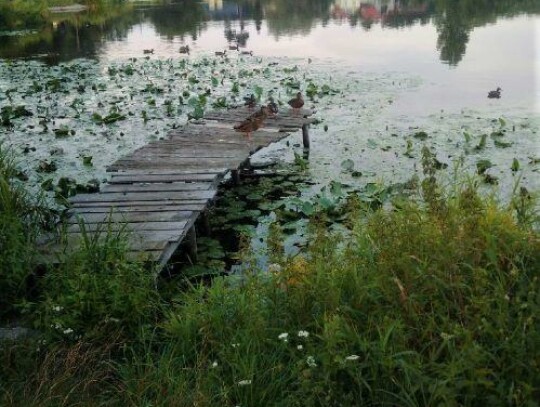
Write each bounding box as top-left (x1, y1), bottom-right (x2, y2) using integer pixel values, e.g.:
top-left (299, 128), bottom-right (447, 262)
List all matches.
top-left (63, 107), bottom-right (314, 268)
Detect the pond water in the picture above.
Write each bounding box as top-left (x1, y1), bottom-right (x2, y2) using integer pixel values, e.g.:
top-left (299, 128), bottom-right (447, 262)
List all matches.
top-left (1, 0), bottom-right (539, 203)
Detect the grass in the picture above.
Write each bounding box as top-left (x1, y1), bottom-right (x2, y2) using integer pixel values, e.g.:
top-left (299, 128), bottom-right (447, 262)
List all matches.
top-left (0, 147), bottom-right (539, 406)
top-left (0, 145), bottom-right (50, 318)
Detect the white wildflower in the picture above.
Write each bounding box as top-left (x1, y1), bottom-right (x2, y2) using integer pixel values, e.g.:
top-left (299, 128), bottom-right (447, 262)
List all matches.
top-left (268, 263), bottom-right (282, 273)
top-left (297, 330), bottom-right (309, 338)
top-left (211, 361), bottom-right (218, 368)
top-left (345, 355), bottom-right (360, 361)
top-left (297, 345), bottom-right (303, 350)
top-left (232, 343), bottom-right (240, 348)
top-left (278, 332), bottom-right (289, 342)
top-left (238, 380), bottom-right (252, 386)
top-left (440, 332), bottom-right (454, 341)
top-left (52, 306), bottom-right (63, 312)
top-left (63, 328), bottom-right (74, 335)
top-left (306, 356), bottom-right (317, 368)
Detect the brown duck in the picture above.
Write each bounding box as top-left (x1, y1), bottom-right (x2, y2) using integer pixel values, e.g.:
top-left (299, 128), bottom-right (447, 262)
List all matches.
top-left (234, 106), bottom-right (271, 138)
top-left (234, 116), bottom-right (265, 139)
top-left (288, 92), bottom-right (304, 114)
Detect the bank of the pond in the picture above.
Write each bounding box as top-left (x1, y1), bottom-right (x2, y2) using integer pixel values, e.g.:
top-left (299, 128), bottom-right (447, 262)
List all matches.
top-left (1, 148), bottom-right (539, 406)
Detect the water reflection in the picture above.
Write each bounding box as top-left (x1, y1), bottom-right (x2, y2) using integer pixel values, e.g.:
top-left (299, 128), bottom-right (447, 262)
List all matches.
top-left (0, 0), bottom-right (538, 65)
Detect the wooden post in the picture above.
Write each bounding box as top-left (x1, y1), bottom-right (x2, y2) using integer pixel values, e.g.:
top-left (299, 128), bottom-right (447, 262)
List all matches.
top-left (200, 211), bottom-right (211, 236)
top-left (302, 124), bottom-right (310, 149)
top-left (186, 226), bottom-right (198, 263)
top-left (231, 169), bottom-right (241, 185)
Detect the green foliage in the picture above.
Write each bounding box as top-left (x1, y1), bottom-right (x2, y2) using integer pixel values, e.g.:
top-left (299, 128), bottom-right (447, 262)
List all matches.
top-left (34, 222), bottom-right (160, 343)
top-left (0, 146), bottom-right (47, 318)
top-left (150, 181), bottom-right (539, 406)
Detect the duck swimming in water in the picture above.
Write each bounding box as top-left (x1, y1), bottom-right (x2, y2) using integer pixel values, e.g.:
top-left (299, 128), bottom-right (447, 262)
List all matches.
top-left (488, 87), bottom-right (502, 99)
top-left (179, 45), bottom-right (190, 54)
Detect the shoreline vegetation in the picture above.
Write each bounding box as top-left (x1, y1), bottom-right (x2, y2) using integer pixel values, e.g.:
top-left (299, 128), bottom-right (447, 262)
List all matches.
top-left (1, 144), bottom-right (539, 405)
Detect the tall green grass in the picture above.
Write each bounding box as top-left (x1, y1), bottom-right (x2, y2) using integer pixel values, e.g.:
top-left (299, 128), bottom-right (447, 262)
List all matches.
top-left (0, 146), bottom-right (48, 318)
top-left (137, 182), bottom-right (538, 406)
top-left (1, 146), bottom-right (538, 406)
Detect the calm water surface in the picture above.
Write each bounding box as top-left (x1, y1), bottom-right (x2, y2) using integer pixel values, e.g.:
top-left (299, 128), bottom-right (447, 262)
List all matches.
top-left (1, 0), bottom-right (538, 114)
top-left (1, 0), bottom-right (539, 199)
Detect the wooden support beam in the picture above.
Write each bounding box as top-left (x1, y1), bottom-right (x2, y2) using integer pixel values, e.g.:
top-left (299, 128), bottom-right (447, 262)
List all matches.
top-left (302, 124), bottom-right (310, 149)
top-left (186, 226), bottom-right (198, 263)
top-left (231, 169), bottom-right (241, 185)
top-left (199, 212), bottom-right (211, 236)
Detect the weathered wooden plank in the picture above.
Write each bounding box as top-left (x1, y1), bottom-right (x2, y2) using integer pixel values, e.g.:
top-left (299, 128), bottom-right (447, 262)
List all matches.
top-left (205, 106), bottom-right (314, 117)
top-left (107, 161), bottom-right (247, 172)
top-left (131, 143), bottom-right (253, 154)
top-left (71, 200), bottom-right (207, 210)
top-left (66, 230), bottom-right (182, 251)
top-left (204, 115), bottom-right (311, 128)
top-left (108, 157), bottom-right (246, 167)
top-left (128, 151), bottom-right (250, 159)
top-left (109, 173), bottom-right (219, 184)
top-left (67, 211), bottom-right (193, 224)
top-left (67, 221), bottom-right (188, 233)
top-left (68, 205), bottom-right (200, 214)
top-left (70, 190), bottom-right (216, 204)
top-left (103, 182), bottom-right (214, 194)
top-left (112, 168), bottom-right (226, 175)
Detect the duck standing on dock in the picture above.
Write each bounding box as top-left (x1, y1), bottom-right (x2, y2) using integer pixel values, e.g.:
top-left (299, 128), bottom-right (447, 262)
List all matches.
top-left (488, 87), bottom-right (502, 99)
top-left (234, 106), bottom-right (270, 139)
top-left (267, 97), bottom-right (279, 117)
top-left (243, 94), bottom-right (257, 110)
top-left (288, 92), bottom-right (304, 115)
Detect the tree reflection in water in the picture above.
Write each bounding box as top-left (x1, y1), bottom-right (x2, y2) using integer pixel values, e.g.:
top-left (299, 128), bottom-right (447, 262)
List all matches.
top-left (0, 0), bottom-right (538, 65)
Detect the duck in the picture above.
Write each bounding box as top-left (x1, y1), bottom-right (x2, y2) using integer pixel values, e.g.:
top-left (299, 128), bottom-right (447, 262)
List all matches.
top-left (215, 50), bottom-right (227, 57)
top-left (234, 114), bottom-right (266, 139)
top-left (488, 87), bottom-right (501, 99)
top-left (288, 92), bottom-right (304, 114)
top-left (143, 49), bottom-right (154, 54)
top-left (267, 97), bottom-right (279, 117)
top-left (241, 50), bottom-right (253, 56)
top-left (243, 94), bottom-right (257, 110)
top-left (229, 44), bottom-right (239, 51)
top-left (249, 105), bottom-right (271, 121)
top-left (179, 45), bottom-right (190, 54)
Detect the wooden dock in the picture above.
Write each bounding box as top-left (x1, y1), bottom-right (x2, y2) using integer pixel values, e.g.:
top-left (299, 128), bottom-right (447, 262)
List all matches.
top-left (57, 106), bottom-right (314, 268)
